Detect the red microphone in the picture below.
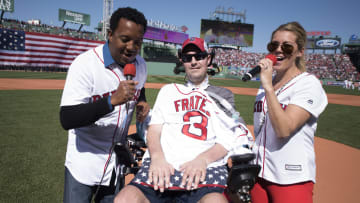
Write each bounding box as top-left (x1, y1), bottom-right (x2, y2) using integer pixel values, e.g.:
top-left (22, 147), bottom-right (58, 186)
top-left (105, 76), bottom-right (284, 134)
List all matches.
top-left (124, 64), bottom-right (136, 80)
top-left (242, 54), bottom-right (277, 82)
top-left (123, 64), bottom-right (136, 113)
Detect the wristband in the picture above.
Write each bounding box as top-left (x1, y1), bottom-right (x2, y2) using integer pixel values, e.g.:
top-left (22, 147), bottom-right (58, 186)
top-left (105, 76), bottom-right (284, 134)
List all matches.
top-left (107, 96), bottom-right (114, 111)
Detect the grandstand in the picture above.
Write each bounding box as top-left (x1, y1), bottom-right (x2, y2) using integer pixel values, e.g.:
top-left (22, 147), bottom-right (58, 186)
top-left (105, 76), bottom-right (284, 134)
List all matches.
top-left (0, 3), bottom-right (359, 86)
top-left (1, 18), bottom-right (103, 41)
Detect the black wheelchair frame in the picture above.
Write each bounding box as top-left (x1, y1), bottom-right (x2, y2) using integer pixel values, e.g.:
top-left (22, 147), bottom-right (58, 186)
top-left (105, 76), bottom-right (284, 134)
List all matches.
top-left (114, 133), bottom-right (261, 203)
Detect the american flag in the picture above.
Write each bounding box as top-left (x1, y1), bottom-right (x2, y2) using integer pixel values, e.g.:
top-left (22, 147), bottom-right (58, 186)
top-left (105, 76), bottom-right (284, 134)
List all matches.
top-left (0, 28), bottom-right (104, 68)
top-left (131, 158), bottom-right (228, 190)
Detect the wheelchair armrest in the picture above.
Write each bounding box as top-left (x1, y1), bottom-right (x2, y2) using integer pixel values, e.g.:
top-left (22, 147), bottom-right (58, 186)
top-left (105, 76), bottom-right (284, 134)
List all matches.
top-left (230, 153), bottom-right (255, 165)
top-left (227, 164), bottom-right (261, 193)
top-left (227, 153), bottom-right (261, 193)
top-left (114, 142), bottom-right (137, 168)
top-left (127, 133), bottom-right (147, 148)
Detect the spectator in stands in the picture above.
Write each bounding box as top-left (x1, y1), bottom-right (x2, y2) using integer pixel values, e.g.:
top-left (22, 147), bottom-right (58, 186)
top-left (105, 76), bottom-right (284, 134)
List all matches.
top-left (251, 22), bottom-right (328, 203)
top-left (114, 37), bottom-right (251, 203)
top-left (59, 7), bottom-right (149, 203)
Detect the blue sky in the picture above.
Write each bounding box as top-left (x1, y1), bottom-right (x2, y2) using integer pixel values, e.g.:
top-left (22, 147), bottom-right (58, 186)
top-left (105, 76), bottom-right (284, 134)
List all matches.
top-left (4, 0), bottom-right (360, 53)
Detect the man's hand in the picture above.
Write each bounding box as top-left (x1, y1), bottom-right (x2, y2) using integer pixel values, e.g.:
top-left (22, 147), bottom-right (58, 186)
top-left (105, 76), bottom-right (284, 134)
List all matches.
top-left (111, 80), bottom-right (139, 106)
top-left (179, 157), bottom-right (207, 190)
top-left (148, 158), bottom-right (174, 192)
top-left (136, 101), bottom-right (150, 122)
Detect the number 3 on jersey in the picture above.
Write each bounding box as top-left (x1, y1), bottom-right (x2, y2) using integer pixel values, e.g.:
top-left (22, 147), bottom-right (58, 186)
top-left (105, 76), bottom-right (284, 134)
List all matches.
top-left (181, 111), bottom-right (208, 140)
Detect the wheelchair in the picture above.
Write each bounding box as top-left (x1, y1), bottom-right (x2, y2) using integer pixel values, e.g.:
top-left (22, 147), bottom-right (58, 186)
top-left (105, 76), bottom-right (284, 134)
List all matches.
top-left (114, 133), bottom-right (261, 203)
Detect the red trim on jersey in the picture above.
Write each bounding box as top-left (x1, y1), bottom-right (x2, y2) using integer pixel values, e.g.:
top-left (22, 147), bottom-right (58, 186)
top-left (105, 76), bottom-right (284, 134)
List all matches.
top-left (256, 95), bottom-right (266, 165)
top-left (173, 84), bottom-right (213, 104)
top-left (277, 72), bottom-right (309, 96)
top-left (262, 96), bottom-right (266, 115)
top-left (277, 82), bottom-right (296, 96)
top-left (102, 68), bottom-right (124, 176)
top-left (262, 118), bottom-right (268, 178)
top-left (93, 48), bottom-right (105, 65)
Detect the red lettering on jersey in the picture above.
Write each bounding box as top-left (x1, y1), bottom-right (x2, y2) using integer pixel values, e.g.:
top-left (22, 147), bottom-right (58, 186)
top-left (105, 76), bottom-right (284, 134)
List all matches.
top-left (199, 98), bottom-right (210, 116)
top-left (131, 89), bottom-right (141, 102)
top-left (92, 95), bottom-right (101, 102)
top-left (174, 95), bottom-right (210, 116)
top-left (254, 101), bottom-right (263, 112)
top-left (174, 100), bottom-right (181, 112)
top-left (182, 98), bottom-right (189, 111)
top-left (194, 95), bottom-right (202, 109)
top-left (189, 96), bottom-right (194, 110)
top-left (182, 111), bottom-right (208, 140)
top-left (103, 92), bottom-right (110, 97)
top-left (280, 103), bottom-right (288, 110)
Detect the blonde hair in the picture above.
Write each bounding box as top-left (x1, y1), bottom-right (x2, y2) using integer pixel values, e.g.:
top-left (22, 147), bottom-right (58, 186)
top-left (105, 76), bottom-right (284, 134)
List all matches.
top-left (271, 22), bottom-right (307, 72)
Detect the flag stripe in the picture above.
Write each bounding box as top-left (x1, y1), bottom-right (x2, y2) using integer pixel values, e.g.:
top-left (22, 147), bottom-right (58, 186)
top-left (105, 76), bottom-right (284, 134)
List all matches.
top-left (0, 52), bottom-right (77, 59)
top-left (0, 28), bottom-right (104, 69)
top-left (26, 42), bottom-right (92, 52)
top-left (26, 37), bottom-right (101, 48)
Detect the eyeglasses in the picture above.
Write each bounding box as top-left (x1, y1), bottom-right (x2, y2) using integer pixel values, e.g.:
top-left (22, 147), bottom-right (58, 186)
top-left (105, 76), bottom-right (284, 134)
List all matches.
top-left (267, 41), bottom-right (294, 56)
top-left (181, 52), bottom-right (208, 63)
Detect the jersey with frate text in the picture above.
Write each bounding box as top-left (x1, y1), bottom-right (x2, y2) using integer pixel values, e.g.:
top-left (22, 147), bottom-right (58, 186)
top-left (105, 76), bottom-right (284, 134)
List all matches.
top-left (144, 83), bottom-right (250, 170)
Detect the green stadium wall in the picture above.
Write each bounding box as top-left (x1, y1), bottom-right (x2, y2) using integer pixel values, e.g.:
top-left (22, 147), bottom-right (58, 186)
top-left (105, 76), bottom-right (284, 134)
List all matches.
top-left (147, 62), bottom-right (177, 76)
top-left (146, 61), bottom-right (228, 79)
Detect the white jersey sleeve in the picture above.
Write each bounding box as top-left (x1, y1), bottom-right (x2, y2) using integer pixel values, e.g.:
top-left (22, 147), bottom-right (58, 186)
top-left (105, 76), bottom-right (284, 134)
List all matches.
top-left (148, 85), bottom-right (169, 125)
top-left (60, 52), bottom-right (96, 106)
top-left (289, 75), bottom-right (328, 118)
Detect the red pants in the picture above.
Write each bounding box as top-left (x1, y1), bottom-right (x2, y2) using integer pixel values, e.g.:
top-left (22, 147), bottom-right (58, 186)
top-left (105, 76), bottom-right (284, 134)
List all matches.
top-left (250, 178), bottom-right (314, 203)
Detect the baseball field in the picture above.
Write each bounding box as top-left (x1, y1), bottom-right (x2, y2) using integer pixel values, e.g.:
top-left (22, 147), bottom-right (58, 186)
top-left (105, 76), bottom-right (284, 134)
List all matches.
top-left (0, 71), bottom-right (359, 202)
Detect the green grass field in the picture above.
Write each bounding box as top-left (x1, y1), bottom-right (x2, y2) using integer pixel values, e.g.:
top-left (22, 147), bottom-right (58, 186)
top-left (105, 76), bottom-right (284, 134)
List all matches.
top-left (0, 71), bottom-right (359, 202)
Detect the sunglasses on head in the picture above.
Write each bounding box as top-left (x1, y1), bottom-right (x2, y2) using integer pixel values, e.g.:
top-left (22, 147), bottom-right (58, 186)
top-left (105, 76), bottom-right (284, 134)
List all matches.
top-left (267, 41), bottom-right (294, 56)
top-left (181, 52), bottom-right (208, 63)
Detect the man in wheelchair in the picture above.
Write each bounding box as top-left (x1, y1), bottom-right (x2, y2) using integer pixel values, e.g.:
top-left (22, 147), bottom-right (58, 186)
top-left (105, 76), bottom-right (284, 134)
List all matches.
top-left (114, 37), bottom-right (260, 203)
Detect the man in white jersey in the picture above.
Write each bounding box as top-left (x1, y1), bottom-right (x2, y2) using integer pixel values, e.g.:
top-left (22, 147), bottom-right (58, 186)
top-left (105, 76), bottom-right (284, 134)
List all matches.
top-left (114, 37), bottom-right (252, 203)
top-left (60, 7), bottom-right (149, 203)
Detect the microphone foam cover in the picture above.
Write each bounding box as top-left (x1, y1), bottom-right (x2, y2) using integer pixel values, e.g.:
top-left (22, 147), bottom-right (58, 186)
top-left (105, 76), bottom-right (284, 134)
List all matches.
top-left (265, 54), bottom-right (277, 65)
top-left (124, 64), bottom-right (136, 77)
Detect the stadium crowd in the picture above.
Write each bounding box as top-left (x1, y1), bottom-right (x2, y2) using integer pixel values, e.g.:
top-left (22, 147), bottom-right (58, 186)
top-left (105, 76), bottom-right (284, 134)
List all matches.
top-left (1, 18), bottom-right (359, 83)
top-left (0, 18), bottom-right (103, 41)
top-left (211, 48), bottom-right (360, 81)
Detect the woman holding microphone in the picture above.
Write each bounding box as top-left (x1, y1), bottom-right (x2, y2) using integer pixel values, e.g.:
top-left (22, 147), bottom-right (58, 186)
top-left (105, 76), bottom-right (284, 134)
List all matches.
top-left (251, 22), bottom-right (328, 203)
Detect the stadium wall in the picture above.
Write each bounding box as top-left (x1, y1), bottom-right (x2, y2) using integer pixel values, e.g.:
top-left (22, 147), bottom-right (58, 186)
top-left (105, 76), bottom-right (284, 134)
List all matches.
top-left (147, 62), bottom-right (176, 76)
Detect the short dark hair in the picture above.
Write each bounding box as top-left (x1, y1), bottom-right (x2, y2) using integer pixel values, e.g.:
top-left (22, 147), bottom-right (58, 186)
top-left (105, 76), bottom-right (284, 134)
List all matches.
top-left (110, 7), bottom-right (147, 33)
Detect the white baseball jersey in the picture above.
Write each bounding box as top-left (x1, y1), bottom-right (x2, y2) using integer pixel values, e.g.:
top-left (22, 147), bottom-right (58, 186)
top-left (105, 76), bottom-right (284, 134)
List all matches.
top-left (142, 82), bottom-right (251, 170)
top-left (60, 42), bottom-right (147, 186)
top-left (253, 72), bottom-right (327, 185)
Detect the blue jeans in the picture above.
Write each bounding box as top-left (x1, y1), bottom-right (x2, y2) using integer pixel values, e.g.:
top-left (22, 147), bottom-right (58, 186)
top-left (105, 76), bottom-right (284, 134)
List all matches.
top-left (63, 167), bottom-right (117, 203)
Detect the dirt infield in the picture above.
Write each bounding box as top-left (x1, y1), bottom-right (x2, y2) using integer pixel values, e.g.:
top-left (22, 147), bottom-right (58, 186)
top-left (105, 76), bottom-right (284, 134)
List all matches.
top-left (1, 78), bottom-right (360, 203)
top-left (1, 79), bottom-right (359, 106)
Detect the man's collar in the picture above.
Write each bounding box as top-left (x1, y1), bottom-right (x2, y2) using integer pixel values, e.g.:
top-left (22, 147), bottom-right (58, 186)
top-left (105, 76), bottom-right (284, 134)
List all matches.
top-left (102, 41), bottom-right (116, 68)
top-left (185, 76), bottom-right (210, 90)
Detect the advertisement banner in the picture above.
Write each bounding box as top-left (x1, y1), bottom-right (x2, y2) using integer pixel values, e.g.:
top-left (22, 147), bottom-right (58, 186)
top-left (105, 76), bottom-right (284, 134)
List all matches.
top-left (58, 9), bottom-right (90, 26)
top-left (315, 37), bottom-right (341, 49)
top-left (144, 26), bottom-right (188, 44)
top-left (0, 0), bottom-right (14, 12)
top-left (200, 19), bottom-right (254, 47)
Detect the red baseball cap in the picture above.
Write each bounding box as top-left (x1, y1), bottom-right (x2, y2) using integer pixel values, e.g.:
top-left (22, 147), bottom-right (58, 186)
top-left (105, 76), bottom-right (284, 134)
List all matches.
top-left (182, 37), bottom-right (209, 53)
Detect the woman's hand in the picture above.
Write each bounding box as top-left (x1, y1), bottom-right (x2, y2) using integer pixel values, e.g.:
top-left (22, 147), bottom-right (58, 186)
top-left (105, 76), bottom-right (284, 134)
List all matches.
top-left (258, 58), bottom-right (274, 91)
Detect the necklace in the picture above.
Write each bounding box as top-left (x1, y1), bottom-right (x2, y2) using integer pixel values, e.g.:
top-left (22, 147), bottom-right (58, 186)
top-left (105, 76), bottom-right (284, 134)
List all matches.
top-left (275, 72), bottom-right (302, 96)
